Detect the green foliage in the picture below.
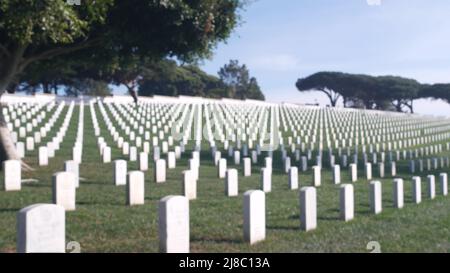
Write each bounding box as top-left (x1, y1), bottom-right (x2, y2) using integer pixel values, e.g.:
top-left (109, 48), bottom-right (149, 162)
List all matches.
top-left (138, 59), bottom-right (264, 101)
top-left (0, 0), bottom-right (111, 45)
top-left (296, 72), bottom-right (424, 112)
top-left (139, 59), bottom-right (225, 98)
top-left (420, 84), bottom-right (450, 103)
top-left (65, 78), bottom-right (112, 97)
top-left (218, 59), bottom-right (265, 100)
top-left (0, 0), bottom-right (244, 92)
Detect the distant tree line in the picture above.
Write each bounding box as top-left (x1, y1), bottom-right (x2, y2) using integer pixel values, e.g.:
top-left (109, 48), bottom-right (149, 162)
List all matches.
top-left (10, 58), bottom-right (264, 101)
top-left (296, 72), bottom-right (450, 113)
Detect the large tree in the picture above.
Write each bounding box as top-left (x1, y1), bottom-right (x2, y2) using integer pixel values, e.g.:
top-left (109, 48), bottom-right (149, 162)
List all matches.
top-left (419, 84), bottom-right (450, 103)
top-left (65, 78), bottom-right (112, 97)
top-left (296, 72), bottom-right (349, 107)
top-left (0, 0), bottom-right (243, 166)
top-left (296, 72), bottom-right (421, 111)
top-left (139, 60), bottom-right (209, 97)
top-left (139, 59), bottom-right (233, 98)
top-left (218, 59), bottom-right (265, 100)
top-left (376, 76), bottom-right (420, 113)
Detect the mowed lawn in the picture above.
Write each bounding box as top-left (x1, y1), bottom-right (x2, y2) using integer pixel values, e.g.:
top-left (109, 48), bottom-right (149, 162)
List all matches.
top-left (0, 105), bottom-right (449, 253)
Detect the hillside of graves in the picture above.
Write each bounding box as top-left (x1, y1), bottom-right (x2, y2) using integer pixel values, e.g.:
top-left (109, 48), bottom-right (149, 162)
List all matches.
top-left (1, 95), bottom-right (449, 253)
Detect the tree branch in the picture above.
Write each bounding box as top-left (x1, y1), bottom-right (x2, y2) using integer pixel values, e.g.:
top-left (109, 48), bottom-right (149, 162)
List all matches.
top-left (18, 38), bottom-right (103, 71)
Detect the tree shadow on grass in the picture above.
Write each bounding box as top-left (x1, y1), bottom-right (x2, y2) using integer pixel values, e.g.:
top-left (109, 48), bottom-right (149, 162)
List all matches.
top-left (77, 201), bottom-right (124, 206)
top-left (0, 208), bottom-right (22, 212)
top-left (266, 225), bottom-right (299, 231)
top-left (191, 236), bottom-right (242, 244)
top-left (24, 183), bottom-right (50, 188)
top-left (144, 196), bottom-right (163, 202)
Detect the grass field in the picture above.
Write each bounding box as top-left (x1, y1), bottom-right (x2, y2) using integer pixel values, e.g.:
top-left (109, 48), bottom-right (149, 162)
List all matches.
top-left (0, 105), bottom-right (449, 253)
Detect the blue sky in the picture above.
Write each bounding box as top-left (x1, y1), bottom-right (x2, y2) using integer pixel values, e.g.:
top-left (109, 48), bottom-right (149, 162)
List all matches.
top-left (196, 0), bottom-right (450, 116)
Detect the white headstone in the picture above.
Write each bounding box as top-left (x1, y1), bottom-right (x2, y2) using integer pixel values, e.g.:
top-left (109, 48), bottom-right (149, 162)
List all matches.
top-left (333, 165), bottom-right (341, 184)
top-left (64, 160), bottom-right (79, 188)
top-left (139, 152), bottom-right (149, 171)
top-left (129, 146), bottom-right (137, 161)
top-left (390, 161), bottom-right (396, 177)
top-left (127, 171), bottom-right (145, 205)
top-left (114, 160), bottom-right (127, 186)
top-left (225, 169), bottom-right (238, 197)
top-left (312, 165), bottom-right (321, 187)
top-left (412, 176), bottom-right (422, 204)
top-left (72, 146), bottom-right (82, 163)
top-left (350, 163), bottom-right (357, 182)
top-left (159, 195), bottom-right (189, 253)
top-left (189, 159), bottom-right (199, 181)
top-left (52, 172), bottom-right (76, 211)
top-left (243, 190), bottom-right (265, 244)
top-left (260, 168), bottom-right (271, 193)
top-left (38, 146), bottom-right (48, 166)
top-left (17, 142), bottom-right (25, 158)
top-left (439, 173), bottom-right (448, 196)
top-left (234, 151), bottom-right (241, 165)
top-left (155, 159), bottom-right (167, 183)
top-left (17, 204), bottom-right (65, 253)
top-left (369, 181), bottom-right (382, 214)
top-left (340, 184), bottom-right (354, 222)
top-left (288, 167), bottom-right (299, 190)
top-left (299, 187), bottom-right (317, 231)
top-left (102, 146), bottom-right (111, 163)
top-left (243, 157), bottom-right (251, 177)
top-left (365, 163), bottom-right (372, 180)
top-left (167, 151), bottom-right (176, 169)
top-left (218, 158), bottom-right (227, 179)
top-left (427, 175), bottom-right (436, 199)
top-left (26, 137), bottom-right (34, 151)
top-left (182, 170), bottom-right (197, 200)
top-left (393, 178), bottom-right (404, 209)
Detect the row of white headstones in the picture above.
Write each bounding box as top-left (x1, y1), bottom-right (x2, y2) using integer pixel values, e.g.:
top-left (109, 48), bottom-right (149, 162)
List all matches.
top-left (92, 99), bottom-right (450, 189)
top-left (4, 98), bottom-right (450, 252)
top-left (15, 171), bottom-right (449, 253)
top-left (99, 100), bottom-right (450, 168)
top-left (3, 101), bottom-right (84, 191)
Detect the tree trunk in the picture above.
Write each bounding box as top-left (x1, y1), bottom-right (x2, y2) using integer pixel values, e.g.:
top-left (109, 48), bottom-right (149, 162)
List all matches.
top-left (126, 85), bottom-right (138, 104)
top-left (330, 98), bottom-right (337, 107)
top-left (0, 104), bottom-right (20, 161)
top-left (395, 102), bottom-right (402, 112)
top-left (0, 45), bottom-right (33, 170)
top-left (43, 82), bottom-right (50, 94)
top-left (408, 99), bottom-right (414, 113)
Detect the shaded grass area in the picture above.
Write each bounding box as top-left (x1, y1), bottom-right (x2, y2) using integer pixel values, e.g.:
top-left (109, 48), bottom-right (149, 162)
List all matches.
top-left (0, 105), bottom-right (449, 253)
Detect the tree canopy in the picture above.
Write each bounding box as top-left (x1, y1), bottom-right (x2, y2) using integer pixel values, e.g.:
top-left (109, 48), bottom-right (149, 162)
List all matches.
top-left (218, 60), bottom-right (265, 100)
top-left (138, 59), bottom-right (265, 100)
top-left (0, 0), bottom-right (245, 165)
top-left (296, 72), bottom-right (438, 113)
top-left (0, 0), bottom-right (244, 92)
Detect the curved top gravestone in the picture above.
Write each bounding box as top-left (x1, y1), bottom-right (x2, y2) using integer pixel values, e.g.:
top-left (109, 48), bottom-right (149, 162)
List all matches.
top-left (17, 203), bottom-right (65, 253)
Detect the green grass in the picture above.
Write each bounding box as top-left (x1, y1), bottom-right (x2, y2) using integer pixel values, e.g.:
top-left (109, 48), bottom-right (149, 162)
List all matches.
top-left (0, 105), bottom-right (449, 253)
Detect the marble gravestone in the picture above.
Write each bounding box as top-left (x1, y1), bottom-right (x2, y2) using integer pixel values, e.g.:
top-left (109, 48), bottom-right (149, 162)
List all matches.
top-left (52, 172), bottom-right (76, 211)
top-left (17, 204), bottom-right (65, 253)
top-left (159, 195), bottom-right (189, 253)
top-left (127, 171), bottom-right (145, 205)
top-left (3, 159), bottom-right (21, 191)
top-left (243, 190), bottom-right (265, 244)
